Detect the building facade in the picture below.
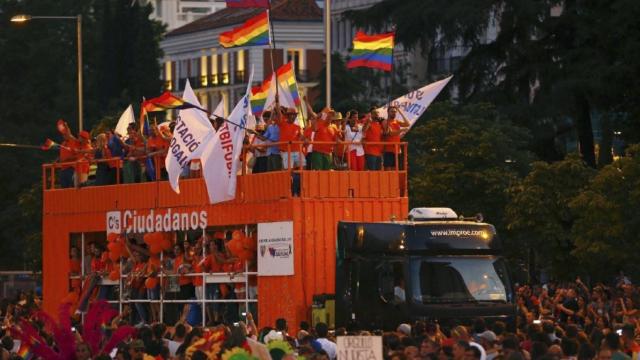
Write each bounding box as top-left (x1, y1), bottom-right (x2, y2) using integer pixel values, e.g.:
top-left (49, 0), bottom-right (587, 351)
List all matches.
top-left (160, 0), bottom-right (324, 116)
top-left (146, 0), bottom-right (228, 31)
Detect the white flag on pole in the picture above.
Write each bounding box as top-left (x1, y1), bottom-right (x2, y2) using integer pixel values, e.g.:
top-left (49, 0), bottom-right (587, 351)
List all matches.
top-left (200, 68), bottom-right (254, 204)
top-left (377, 75), bottom-right (453, 134)
top-left (165, 79), bottom-right (215, 194)
top-left (114, 105), bottom-right (135, 138)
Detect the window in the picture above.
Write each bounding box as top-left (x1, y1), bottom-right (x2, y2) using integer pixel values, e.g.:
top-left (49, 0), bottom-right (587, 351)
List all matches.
top-left (410, 256), bottom-right (509, 303)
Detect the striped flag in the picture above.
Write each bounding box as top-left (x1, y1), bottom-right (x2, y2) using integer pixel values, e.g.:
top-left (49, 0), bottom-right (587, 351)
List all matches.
top-left (250, 75), bottom-right (274, 118)
top-left (41, 138), bottom-right (59, 150)
top-left (139, 92), bottom-right (200, 131)
top-left (225, 0), bottom-right (269, 7)
top-left (276, 62), bottom-right (301, 106)
top-left (219, 11), bottom-right (270, 48)
top-left (347, 31), bottom-right (395, 72)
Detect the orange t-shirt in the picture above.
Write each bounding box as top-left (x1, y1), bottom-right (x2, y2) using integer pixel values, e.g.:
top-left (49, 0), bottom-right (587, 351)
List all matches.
top-left (364, 122), bottom-right (384, 156)
top-left (203, 253), bottom-right (223, 273)
top-left (384, 120), bottom-right (402, 154)
top-left (278, 121), bottom-right (302, 152)
top-left (313, 120), bottom-right (337, 154)
top-left (174, 255), bottom-right (192, 286)
top-left (147, 136), bottom-right (169, 169)
top-left (191, 256), bottom-right (203, 286)
top-left (59, 139), bottom-right (79, 169)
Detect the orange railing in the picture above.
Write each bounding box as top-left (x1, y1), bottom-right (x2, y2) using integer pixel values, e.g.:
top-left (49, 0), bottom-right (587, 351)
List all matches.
top-left (42, 141), bottom-right (409, 196)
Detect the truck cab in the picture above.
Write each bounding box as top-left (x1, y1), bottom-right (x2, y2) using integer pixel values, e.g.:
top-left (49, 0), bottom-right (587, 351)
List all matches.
top-left (336, 208), bottom-right (516, 329)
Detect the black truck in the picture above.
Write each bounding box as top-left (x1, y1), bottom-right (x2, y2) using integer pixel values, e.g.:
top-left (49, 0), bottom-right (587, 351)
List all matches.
top-left (335, 208), bottom-right (516, 329)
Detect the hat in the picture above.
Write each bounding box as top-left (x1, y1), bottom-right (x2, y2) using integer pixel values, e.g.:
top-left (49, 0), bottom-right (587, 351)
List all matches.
top-left (397, 323), bottom-right (412, 336)
top-left (130, 339), bottom-right (145, 350)
top-left (334, 112), bottom-right (343, 120)
top-left (478, 330), bottom-right (497, 343)
top-left (79, 130), bottom-right (91, 140)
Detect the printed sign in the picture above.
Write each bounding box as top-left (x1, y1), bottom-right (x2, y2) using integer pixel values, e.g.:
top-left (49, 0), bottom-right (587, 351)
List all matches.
top-left (336, 336), bottom-right (383, 360)
top-left (257, 221), bottom-right (294, 276)
top-left (106, 211), bottom-right (122, 234)
top-left (106, 208), bottom-right (207, 234)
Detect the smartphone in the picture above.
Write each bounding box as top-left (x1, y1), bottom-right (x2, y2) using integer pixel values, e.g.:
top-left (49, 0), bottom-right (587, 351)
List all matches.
top-left (233, 322), bottom-right (239, 326)
top-left (533, 320), bottom-right (541, 324)
top-left (617, 329), bottom-right (623, 336)
top-left (71, 327), bottom-right (77, 332)
top-left (241, 312), bottom-right (247, 317)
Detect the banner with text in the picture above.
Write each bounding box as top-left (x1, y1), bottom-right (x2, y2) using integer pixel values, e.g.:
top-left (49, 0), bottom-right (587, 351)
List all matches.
top-left (201, 68), bottom-right (253, 204)
top-left (166, 80), bottom-right (215, 194)
top-left (377, 75), bottom-right (453, 133)
top-left (257, 221), bottom-right (294, 276)
top-left (337, 336), bottom-right (383, 360)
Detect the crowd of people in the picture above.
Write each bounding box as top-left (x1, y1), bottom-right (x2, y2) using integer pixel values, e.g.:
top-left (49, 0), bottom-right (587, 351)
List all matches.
top-left (52, 100), bottom-right (410, 189)
top-left (1, 274), bottom-right (640, 359)
top-left (69, 230), bottom-right (257, 329)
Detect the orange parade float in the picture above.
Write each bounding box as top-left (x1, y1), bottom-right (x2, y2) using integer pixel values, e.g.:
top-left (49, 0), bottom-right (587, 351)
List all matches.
top-left (42, 142), bottom-right (408, 330)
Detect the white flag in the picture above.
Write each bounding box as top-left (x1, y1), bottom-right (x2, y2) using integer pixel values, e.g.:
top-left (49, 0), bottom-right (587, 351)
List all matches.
top-left (200, 68), bottom-right (254, 204)
top-left (165, 79), bottom-right (215, 194)
top-left (377, 75), bottom-right (453, 134)
top-left (114, 105), bottom-right (135, 138)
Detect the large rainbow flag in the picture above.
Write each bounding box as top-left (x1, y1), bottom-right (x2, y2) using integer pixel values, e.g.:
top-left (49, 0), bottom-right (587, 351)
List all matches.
top-left (250, 75), bottom-right (273, 118)
top-left (220, 11), bottom-right (270, 48)
top-left (276, 62), bottom-right (301, 107)
top-left (347, 31), bottom-right (395, 72)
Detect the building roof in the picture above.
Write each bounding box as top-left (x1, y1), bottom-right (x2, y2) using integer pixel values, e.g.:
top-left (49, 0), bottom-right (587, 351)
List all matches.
top-left (166, 0), bottom-right (322, 37)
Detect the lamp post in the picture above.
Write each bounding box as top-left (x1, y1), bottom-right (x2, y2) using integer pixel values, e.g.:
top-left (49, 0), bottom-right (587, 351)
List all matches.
top-left (11, 14), bottom-right (84, 132)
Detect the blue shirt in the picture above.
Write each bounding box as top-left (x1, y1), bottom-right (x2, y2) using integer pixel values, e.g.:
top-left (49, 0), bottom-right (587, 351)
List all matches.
top-left (108, 135), bottom-right (125, 158)
top-left (263, 124), bottom-right (280, 155)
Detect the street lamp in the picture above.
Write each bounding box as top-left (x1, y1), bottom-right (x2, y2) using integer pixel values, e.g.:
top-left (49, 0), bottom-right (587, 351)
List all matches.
top-left (11, 14), bottom-right (84, 132)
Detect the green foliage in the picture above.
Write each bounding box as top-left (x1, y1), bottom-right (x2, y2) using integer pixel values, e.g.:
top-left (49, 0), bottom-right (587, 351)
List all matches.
top-left (0, 0), bottom-right (164, 270)
top-left (505, 155), bottom-right (595, 279)
top-left (570, 145), bottom-right (640, 277)
top-left (406, 102), bottom-right (533, 235)
top-left (347, 0), bottom-right (640, 167)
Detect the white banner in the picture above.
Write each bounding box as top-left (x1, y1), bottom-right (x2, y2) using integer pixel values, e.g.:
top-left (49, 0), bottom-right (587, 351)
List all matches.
top-left (166, 79), bottom-right (215, 194)
top-left (377, 75), bottom-right (453, 133)
top-left (200, 68), bottom-right (254, 204)
top-left (257, 221), bottom-right (294, 276)
top-left (337, 336), bottom-right (383, 360)
top-left (114, 105), bottom-right (135, 138)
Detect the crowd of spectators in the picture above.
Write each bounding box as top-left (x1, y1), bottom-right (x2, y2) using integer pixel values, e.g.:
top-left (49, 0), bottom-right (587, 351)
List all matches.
top-left (52, 101), bottom-right (410, 189)
top-left (1, 274), bottom-right (640, 359)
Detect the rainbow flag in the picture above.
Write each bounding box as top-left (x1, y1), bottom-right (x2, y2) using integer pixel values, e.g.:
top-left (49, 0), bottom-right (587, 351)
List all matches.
top-left (219, 11), bottom-right (270, 48)
top-left (276, 62), bottom-right (301, 106)
top-left (347, 31), bottom-right (395, 72)
top-left (226, 0), bottom-right (269, 7)
top-left (17, 342), bottom-right (33, 360)
top-left (41, 138), bottom-right (59, 150)
top-left (139, 92), bottom-right (199, 131)
top-left (250, 75), bottom-right (273, 118)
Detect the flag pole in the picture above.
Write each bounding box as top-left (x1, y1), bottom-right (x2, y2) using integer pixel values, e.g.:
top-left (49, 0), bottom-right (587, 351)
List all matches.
top-left (0, 143), bottom-right (54, 150)
top-left (267, 7), bottom-right (279, 104)
top-left (387, 30), bottom-right (396, 106)
top-left (325, 0), bottom-right (331, 109)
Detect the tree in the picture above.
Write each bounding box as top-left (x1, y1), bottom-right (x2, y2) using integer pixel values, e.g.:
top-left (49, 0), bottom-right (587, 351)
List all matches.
top-left (346, 1), bottom-right (640, 167)
top-left (569, 145), bottom-right (640, 279)
top-left (406, 102), bottom-right (533, 239)
top-left (0, 0), bottom-right (164, 270)
top-left (505, 155), bottom-right (595, 280)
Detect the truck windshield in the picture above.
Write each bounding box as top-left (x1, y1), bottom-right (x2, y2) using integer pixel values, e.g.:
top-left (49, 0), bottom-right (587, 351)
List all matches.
top-left (410, 256), bottom-right (509, 303)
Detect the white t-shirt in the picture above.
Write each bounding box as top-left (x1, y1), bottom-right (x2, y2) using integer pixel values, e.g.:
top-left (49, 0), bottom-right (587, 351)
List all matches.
top-left (316, 338), bottom-right (337, 360)
top-left (345, 125), bottom-right (364, 156)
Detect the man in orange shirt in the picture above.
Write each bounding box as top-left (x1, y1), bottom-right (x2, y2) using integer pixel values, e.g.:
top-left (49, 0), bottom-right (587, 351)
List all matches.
top-left (383, 106), bottom-right (410, 170)
top-left (76, 130), bottom-right (94, 186)
top-left (279, 108), bottom-right (305, 169)
top-left (57, 120), bottom-right (80, 188)
top-left (311, 110), bottom-right (339, 170)
top-left (147, 124), bottom-right (170, 180)
top-left (363, 109), bottom-right (384, 170)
